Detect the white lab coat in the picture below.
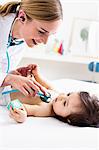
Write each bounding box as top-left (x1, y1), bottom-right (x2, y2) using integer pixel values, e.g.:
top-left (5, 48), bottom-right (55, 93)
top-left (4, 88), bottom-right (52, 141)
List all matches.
top-left (0, 13), bottom-right (25, 86)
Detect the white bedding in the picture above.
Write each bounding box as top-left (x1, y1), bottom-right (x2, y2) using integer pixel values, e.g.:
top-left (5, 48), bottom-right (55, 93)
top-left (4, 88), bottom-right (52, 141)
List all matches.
top-left (0, 78), bottom-right (99, 150)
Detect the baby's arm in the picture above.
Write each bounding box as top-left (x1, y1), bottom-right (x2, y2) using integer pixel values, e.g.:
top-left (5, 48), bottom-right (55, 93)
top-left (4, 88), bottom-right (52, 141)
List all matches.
top-left (23, 103), bottom-right (51, 117)
top-left (9, 103), bottom-right (51, 123)
top-left (30, 64), bottom-right (55, 90)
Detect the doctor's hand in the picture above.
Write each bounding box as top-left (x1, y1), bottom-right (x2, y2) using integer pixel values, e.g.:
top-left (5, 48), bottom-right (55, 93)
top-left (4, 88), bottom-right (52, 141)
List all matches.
top-left (3, 74), bottom-right (46, 96)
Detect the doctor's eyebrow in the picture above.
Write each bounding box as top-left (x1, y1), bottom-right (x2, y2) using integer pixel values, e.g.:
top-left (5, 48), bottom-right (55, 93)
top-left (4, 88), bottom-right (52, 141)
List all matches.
top-left (40, 27), bottom-right (49, 33)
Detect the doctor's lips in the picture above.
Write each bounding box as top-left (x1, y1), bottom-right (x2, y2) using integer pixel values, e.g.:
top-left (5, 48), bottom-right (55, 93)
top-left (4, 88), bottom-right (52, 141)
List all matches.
top-left (32, 39), bottom-right (37, 45)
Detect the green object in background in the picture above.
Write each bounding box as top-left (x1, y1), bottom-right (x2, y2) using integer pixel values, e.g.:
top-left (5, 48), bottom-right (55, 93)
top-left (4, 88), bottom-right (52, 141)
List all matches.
top-left (80, 28), bottom-right (89, 41)
top-left (7, 99), bottom-right (23, 110)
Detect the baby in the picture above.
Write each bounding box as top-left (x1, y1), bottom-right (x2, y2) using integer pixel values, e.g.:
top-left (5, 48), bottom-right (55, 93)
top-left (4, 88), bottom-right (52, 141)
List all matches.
top-left (2, 64), bottom-right (99, 127)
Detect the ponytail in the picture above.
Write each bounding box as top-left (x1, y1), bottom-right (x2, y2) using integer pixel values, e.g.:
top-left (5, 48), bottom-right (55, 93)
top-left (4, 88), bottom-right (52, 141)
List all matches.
top-left (0, 0), bottom-right (62, 21)
top-left (0, 1), bottom-right (21, 16)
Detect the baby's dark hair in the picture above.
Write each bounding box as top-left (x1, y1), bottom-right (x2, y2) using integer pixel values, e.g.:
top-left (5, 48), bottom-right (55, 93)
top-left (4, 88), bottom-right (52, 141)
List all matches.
top-left (55, 91), bottom-right (99, 127)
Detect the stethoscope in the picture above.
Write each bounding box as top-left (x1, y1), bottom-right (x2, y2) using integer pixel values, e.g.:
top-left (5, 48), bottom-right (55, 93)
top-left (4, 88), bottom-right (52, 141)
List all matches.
top-left (6, 32), bottom-right (24, 73)
top-left (1, 19), bottom-right (24, 96)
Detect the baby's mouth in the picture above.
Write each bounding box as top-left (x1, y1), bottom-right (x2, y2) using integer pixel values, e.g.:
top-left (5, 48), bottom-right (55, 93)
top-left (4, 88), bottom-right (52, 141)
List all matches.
top-left (54, 98), bottom-right (58, 102)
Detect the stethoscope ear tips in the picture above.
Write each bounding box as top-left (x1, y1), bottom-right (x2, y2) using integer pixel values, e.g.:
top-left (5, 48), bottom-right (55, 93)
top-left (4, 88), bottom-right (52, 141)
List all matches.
top-left (88, 62), bottom-right (99, 72)
top-left (20, 16), bottom-right (25, 22)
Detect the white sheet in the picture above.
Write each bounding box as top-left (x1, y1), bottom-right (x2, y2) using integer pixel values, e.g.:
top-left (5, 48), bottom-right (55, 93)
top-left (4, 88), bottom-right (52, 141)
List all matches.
top-left (0, 79), bottom-right (99, 150)
top-left (53, 78), bottom-right (99, 95)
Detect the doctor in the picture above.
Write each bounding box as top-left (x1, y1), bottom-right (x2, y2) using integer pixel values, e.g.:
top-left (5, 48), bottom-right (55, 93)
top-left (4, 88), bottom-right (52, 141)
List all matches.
top-left (0, 0), bottom-right (63, 96)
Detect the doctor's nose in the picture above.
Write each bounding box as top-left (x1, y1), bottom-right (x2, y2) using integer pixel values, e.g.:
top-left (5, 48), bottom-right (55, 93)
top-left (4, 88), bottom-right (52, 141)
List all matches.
top-left (43, 35), bottom-right (49, 44)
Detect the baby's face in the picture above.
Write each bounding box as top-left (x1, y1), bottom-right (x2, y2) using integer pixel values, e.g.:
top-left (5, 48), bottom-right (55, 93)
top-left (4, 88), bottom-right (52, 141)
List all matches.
top-left (52, 92), bottom-right (83, 117)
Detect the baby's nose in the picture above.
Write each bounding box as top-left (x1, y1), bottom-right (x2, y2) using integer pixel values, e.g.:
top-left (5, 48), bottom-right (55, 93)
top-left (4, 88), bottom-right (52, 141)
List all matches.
top-left (59, 97), bottom-right (66, 102)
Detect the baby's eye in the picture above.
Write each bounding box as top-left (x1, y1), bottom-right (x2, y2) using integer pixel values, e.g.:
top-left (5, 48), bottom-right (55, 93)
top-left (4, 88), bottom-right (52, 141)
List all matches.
top-left (67, 93), bottom-right (71, 96)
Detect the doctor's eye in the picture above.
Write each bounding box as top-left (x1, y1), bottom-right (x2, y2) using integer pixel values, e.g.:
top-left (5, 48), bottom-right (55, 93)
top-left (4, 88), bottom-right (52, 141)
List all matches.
top-left (38, 30), bottom-right (45, 35)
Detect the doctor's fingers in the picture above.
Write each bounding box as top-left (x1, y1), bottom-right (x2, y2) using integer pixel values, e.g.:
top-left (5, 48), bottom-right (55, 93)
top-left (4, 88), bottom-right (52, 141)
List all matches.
top-left (23, 84), bottom-right (36, 96)
top-left (33, 80), bottom-right (47, 95)
top-left (20, 80), bottom-right (40, 96)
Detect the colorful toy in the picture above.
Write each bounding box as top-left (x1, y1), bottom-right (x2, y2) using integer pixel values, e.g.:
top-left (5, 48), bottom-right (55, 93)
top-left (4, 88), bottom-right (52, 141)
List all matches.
top-left (7, 99), bottom-right (23, 110)
top-left (53, 39), bottom-right (64, 55)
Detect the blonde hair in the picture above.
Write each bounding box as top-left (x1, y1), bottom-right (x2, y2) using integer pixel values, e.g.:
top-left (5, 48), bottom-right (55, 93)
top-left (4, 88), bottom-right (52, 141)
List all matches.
top-left (0, 0), bottom-right (63, 21)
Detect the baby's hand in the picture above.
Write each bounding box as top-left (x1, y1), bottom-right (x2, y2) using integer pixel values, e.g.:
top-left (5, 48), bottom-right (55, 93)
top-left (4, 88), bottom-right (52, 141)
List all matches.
top-left (9, 105), bottom-right (27, 123)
